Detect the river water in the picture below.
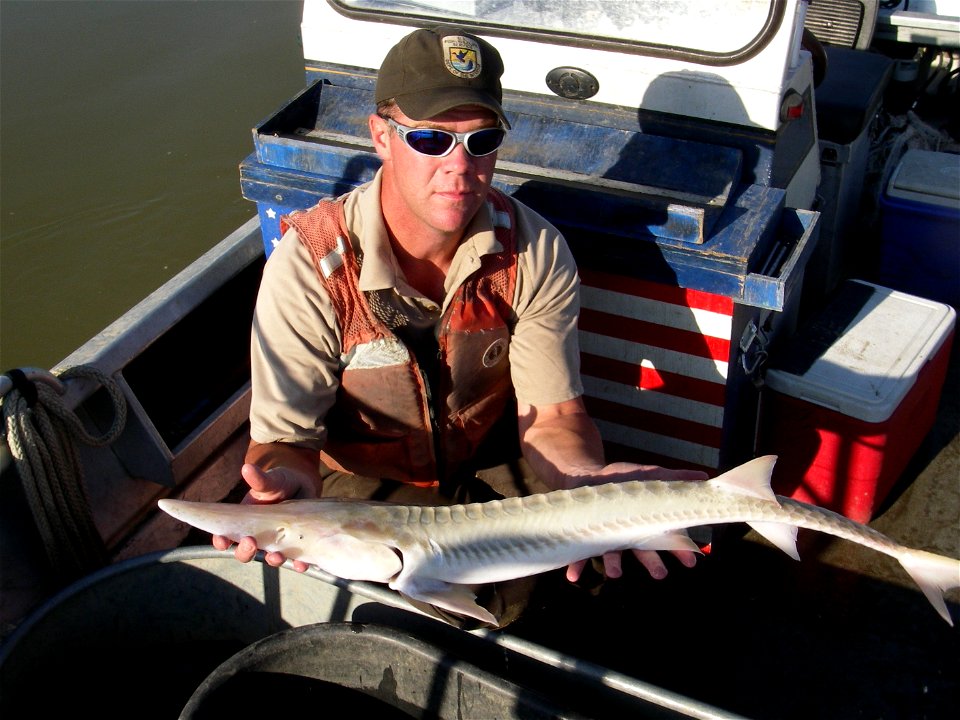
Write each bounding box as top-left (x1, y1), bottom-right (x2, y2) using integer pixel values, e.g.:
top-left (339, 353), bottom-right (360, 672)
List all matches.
top-left (0, 0), bottom-right (306, 371)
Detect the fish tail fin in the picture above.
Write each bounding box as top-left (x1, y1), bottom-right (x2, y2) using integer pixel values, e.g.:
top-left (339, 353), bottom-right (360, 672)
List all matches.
top-left (898, 548), bottom-right (960, 626)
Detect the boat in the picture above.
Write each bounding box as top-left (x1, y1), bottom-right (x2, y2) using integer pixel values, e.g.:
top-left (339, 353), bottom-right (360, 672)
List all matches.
top-left (1, 2), bottom-right (957, 717)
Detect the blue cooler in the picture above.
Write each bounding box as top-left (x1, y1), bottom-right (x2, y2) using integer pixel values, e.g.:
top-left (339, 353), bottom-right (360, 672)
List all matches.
top-left (878, 149), bottom-right (960, 308)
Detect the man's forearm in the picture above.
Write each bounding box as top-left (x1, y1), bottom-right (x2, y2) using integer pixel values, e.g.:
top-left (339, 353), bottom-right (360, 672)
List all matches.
top-left (518, 398), bottom-right (606, 491)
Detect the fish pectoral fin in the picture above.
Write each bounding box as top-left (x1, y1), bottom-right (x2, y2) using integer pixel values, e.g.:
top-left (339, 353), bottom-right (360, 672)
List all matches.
top-left (392, 578), bottom-right (498, 626)
top-left (632, 532), bottom-right (703, 554)
top-left (748, 521), bottom-right (800, 560)
top-left (307, 534), bottom-right (403, 582)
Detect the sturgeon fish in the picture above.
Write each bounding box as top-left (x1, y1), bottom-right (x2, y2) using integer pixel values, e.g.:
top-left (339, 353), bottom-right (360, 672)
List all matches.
top-left (158, 455), bottom-right (960, 626)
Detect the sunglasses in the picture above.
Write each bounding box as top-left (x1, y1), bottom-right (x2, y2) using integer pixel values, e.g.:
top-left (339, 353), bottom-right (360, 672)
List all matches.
top-left (387, 118), bottom-right (506, 158)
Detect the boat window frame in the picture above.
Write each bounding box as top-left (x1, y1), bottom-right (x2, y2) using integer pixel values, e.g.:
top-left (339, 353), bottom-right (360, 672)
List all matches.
top-left (326, 0), bottom-right (788, 67)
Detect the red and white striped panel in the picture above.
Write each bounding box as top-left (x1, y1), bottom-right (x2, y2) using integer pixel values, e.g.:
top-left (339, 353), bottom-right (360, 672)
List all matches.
top-left (578, 268), bottom-right (734, 471)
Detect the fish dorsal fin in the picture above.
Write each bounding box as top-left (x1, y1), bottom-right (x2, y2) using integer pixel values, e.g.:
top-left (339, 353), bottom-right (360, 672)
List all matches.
top-left (709, 456), bottom-right (798, 560)
top-left (709, 455), bottom-right (779, 503)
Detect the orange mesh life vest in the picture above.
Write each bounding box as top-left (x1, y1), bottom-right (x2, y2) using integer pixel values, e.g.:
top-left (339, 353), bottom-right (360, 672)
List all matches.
top-left (281, 189), bottom-right (518, 486)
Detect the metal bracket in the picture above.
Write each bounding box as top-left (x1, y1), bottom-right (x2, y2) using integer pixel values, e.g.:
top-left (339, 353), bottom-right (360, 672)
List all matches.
top-left (739, 316), bottom-right (770, 381)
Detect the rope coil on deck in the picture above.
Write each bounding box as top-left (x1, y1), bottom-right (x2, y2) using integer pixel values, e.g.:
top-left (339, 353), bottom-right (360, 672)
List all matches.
top-left (1, 365), bottom-right (127, 581)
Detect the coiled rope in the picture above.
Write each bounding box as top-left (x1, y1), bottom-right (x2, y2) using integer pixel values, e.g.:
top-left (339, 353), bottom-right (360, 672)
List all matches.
top-left (1, 365), bottom-right (127, 581)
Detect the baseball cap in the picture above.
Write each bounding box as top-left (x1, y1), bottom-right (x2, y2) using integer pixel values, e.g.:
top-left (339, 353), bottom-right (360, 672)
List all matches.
top-left (375, 26), bottom-right (510, 129)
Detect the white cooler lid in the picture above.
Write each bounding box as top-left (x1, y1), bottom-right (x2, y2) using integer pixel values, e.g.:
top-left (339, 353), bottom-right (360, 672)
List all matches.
top-left (765, 280), bottom-right (956, 423)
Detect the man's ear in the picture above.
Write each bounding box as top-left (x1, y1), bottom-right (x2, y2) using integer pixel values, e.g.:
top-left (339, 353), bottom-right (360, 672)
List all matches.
top-left (369, 114), bottom-right (392, 161)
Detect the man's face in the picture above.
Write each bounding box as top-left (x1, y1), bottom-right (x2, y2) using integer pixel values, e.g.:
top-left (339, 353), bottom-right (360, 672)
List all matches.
top-left (371, 105), bottom-right (500, 242)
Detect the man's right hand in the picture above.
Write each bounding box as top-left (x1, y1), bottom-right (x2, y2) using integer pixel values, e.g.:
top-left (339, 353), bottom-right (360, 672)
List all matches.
top-left (212, 462), bottom-right (318, 571)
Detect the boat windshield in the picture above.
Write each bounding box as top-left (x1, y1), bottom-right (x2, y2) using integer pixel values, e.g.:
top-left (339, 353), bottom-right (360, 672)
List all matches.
top-left (331, 0), bottom-right (781, 58)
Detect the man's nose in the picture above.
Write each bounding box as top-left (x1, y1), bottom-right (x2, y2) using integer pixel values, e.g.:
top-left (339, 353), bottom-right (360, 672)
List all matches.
top-left (442, 140), bottom-right (474, 168)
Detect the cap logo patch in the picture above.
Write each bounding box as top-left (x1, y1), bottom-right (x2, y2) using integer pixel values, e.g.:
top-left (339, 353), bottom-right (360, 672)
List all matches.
top-left (442, 35), bottom-right (482, 79)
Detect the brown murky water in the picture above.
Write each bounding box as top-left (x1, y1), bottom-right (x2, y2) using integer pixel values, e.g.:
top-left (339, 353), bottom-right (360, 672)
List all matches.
top-left (0, 0), bottom-right (305, 370)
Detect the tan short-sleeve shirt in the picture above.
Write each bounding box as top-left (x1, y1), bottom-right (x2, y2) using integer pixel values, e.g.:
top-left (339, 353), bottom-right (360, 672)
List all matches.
top-left (249, 170), bottom-right (583, 448)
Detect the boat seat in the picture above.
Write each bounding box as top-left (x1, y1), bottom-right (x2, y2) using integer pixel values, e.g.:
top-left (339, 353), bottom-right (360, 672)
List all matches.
top-left (815, 45), bottom-right (893, 146)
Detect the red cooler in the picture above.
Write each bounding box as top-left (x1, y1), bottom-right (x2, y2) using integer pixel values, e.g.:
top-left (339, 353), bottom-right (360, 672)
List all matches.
top-left (760, 280), bottom-right (955, 523)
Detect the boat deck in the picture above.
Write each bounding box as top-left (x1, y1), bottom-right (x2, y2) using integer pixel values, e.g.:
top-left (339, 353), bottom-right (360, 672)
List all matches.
top-left (1, 277), bottom-right (955, 720)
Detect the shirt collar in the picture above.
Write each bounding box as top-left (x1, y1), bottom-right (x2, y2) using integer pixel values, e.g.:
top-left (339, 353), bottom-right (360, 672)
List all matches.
top-left (345, 169), bottom-right (504, 298)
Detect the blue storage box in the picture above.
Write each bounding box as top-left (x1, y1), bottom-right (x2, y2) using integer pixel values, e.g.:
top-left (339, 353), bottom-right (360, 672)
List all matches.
top-left (878, 149), bottom-right (960, 307)
top-left (241, 80), bottom-right (745, 255)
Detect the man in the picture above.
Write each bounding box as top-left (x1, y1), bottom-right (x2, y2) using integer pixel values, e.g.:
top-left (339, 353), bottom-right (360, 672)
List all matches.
top-left (215, 26), bottom-right (704, 625)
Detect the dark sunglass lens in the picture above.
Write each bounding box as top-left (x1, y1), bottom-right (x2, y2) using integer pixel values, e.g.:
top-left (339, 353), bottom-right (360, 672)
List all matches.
top-left (466, 128), bottom-right (505, 156)
top-left (406, 129), bottom-right (455, 156)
